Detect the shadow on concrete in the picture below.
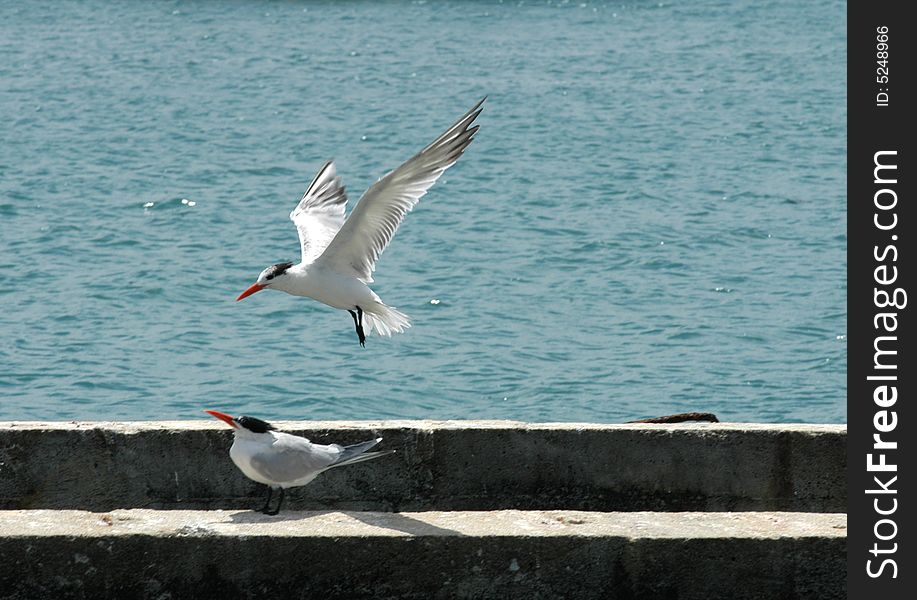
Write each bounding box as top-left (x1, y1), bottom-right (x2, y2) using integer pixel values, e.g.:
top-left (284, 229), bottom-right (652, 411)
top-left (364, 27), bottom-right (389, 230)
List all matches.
top-left (227, 510), bottom-right (463, 536)
top-left (227, 510), bottom-right (332, 524)
top-left (348, 511), bottom-right (465, 537)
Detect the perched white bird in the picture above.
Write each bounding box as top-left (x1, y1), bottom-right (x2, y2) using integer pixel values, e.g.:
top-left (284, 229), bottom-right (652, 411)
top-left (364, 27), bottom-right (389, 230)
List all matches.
top-left (205, 409), bottom-right (395, 515)
top-left (236, 98), bottom-right (485, 346)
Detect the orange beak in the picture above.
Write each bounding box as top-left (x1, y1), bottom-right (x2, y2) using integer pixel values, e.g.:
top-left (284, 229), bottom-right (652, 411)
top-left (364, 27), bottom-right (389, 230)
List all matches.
top-left (236, 283), bottom-right (265, 301)
top-left (205, 409), bottom-right (239, 428)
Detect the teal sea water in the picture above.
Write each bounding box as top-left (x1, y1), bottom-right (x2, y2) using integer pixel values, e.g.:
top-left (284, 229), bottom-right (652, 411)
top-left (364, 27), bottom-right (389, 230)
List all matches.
top-left (0, 0), bottom-right (846, 423)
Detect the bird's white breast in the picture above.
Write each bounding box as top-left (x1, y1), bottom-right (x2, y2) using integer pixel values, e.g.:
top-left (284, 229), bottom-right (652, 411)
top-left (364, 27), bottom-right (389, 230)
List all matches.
top-left (229, 434), bottom-right (278, 486)
top-left (276, 265), bottom-right (379, 310)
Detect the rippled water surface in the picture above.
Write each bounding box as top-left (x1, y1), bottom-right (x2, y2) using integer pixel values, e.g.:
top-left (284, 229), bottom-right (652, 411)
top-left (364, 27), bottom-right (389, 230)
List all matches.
top-left (0, 0), bottom-right (846, 422)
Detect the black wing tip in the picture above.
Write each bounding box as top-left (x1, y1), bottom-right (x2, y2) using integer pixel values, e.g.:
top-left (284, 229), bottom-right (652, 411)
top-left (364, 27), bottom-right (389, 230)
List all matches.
top-left (296, 158), bottom-right (348, 212)
top-left (454, 100), bottom-right (485, 137)
top-left (318, 159), bottom-right (335, 176)
top-left (455, 97), bottom-right (486, 128)
top-left (303, 160), bottom-right (335, 195)
top-left (468, 97), bottom-right (486, 119)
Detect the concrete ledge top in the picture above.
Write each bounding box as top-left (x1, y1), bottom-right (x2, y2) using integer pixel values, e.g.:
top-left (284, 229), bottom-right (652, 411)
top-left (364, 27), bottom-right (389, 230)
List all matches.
top-left (0, 509), bottom-right (847, 540)
top-left (0, 420), bottom-right (847, 433)
top-left (0, 509), bottom-right (848, 599)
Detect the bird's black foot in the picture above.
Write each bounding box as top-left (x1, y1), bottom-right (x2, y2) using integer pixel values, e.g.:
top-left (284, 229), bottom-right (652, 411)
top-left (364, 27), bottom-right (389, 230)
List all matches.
top-left (348, 307), bottom-right (367, 348)
top-left (263, 488), bottom-right (285, 516)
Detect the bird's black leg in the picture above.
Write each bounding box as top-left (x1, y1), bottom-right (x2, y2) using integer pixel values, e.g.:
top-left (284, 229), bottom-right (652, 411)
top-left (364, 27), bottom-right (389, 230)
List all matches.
top-left (348, 307), bottom-right (366, 348)
top-left (265, 488), bottom-right (285, 516)
top-left (356, 306), bottom-right (366, 346)
top-left (259, 486), bottom-right (273, 514)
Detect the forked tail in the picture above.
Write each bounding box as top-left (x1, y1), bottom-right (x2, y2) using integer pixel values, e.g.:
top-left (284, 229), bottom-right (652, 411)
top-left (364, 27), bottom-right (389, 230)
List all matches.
top-left (361, 303), bottom-right (412, 337)
top-left (331, 437), bottom-right (396, 468)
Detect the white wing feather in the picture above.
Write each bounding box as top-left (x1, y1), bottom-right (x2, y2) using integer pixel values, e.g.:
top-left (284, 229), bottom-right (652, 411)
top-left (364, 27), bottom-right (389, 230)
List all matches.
top-left (290, 160), bottom-right (348, 265)
top-left (316, 98), bottom-right (484, 282)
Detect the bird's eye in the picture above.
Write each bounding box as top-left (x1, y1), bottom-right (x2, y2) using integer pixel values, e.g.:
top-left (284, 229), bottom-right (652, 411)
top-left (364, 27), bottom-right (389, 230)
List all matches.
top-left (266, 274), bottom-right (274, 280)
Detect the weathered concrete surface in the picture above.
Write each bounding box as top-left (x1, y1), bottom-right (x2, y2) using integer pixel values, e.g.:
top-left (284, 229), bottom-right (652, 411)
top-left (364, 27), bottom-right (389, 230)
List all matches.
top-left (0, 421), bottom-right (846, 512)
top-left (0, 509), bottom-right (846, 599)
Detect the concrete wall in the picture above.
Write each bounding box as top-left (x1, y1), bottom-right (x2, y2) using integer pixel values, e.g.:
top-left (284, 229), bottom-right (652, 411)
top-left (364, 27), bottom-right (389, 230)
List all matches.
top-left (0, 421), bottom-right (846, 512)
top-left (0, 421), bottom-right (846, 599)
top-left (0, 509), bottom-right (846, 600)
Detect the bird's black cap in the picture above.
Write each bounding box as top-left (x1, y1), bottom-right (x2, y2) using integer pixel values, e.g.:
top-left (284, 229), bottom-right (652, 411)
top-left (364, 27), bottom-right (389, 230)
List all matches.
top-left (236, 416), bottom-right (276, 434)
top-left (265, 262), bottom-right (294, 280)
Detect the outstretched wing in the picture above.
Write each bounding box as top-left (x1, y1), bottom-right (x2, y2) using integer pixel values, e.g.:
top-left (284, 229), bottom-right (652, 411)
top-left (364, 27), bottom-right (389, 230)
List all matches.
top-left (316, 98), bottom-right (484, 282)
top-left (290, 160), bottom-right (348, 265)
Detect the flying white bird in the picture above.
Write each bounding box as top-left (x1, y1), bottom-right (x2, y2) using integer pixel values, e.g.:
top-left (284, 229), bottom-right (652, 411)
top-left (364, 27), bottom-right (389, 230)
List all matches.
top-left (236, 98), bottom-right (485, 346)
top-left (205, 409), bottom-right (395, 515)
